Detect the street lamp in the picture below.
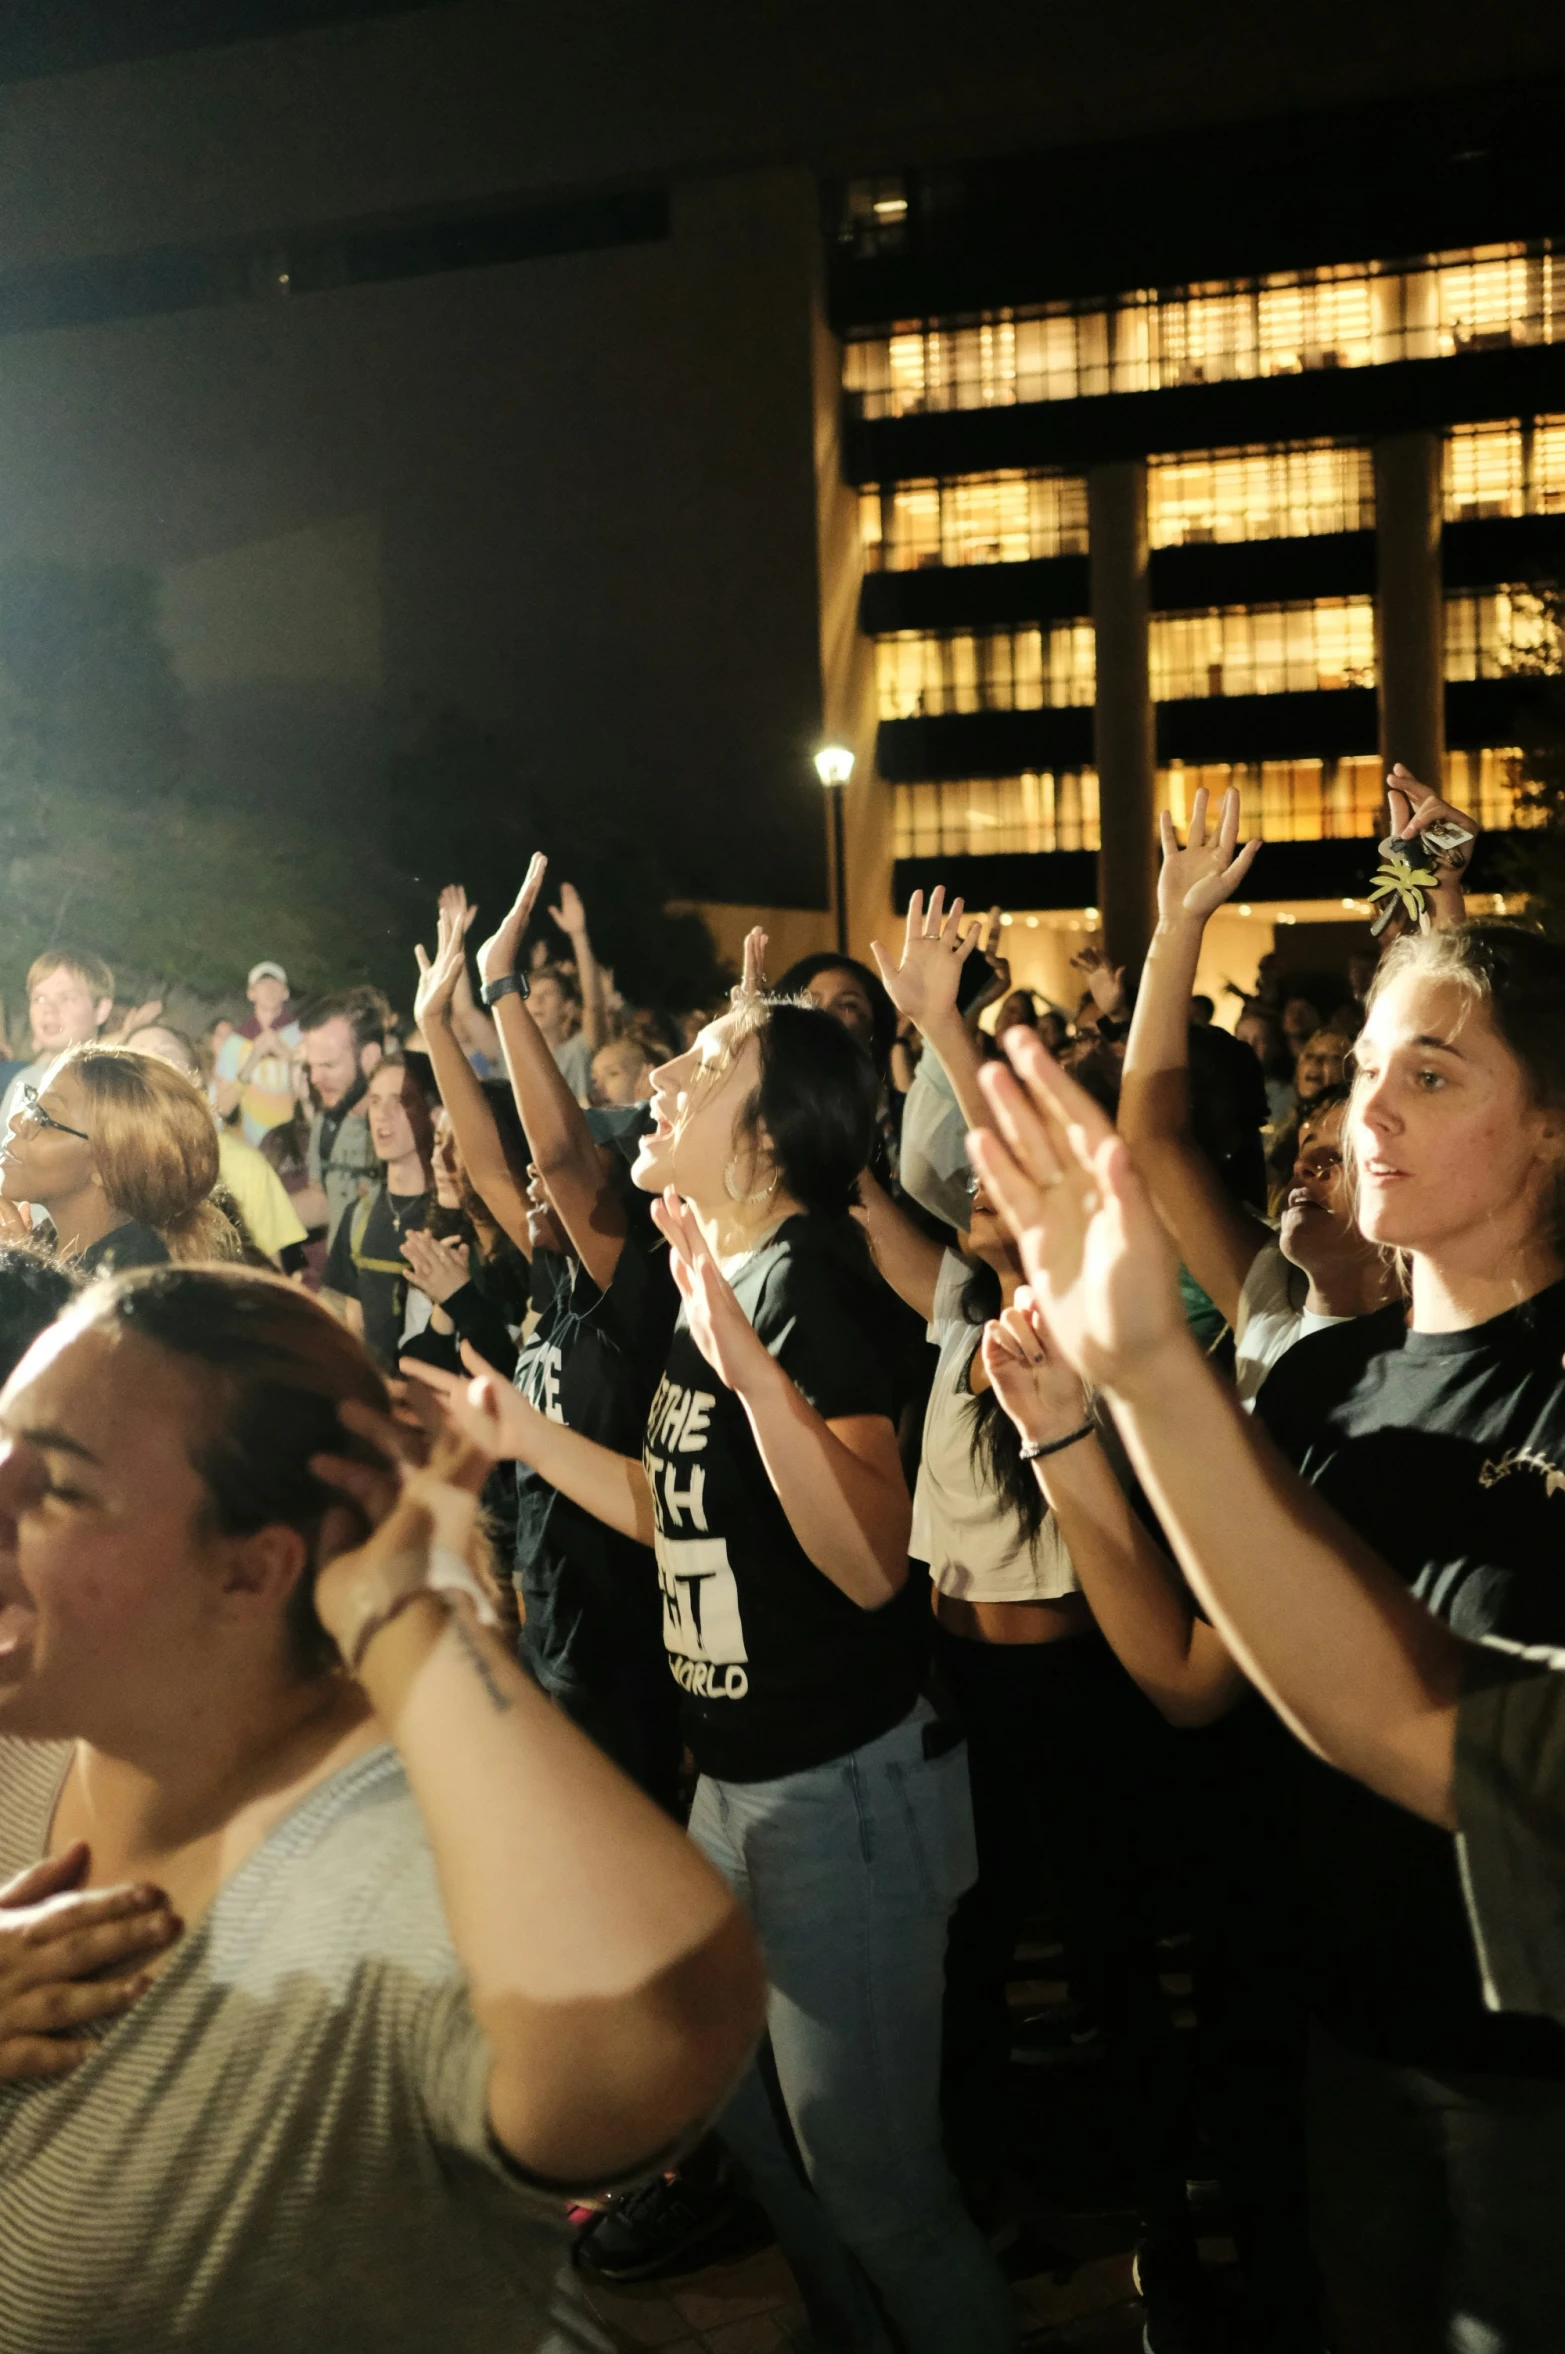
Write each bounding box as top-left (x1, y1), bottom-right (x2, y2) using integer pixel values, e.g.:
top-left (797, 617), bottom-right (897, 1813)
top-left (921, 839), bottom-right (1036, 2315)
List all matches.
top-left (814, 744), bottom-right (854, 955)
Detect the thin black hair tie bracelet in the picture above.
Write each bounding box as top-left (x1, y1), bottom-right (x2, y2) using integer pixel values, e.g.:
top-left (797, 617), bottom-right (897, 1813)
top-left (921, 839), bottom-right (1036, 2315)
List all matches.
top-left (1019, 1419), bottom-right (1096, 1461)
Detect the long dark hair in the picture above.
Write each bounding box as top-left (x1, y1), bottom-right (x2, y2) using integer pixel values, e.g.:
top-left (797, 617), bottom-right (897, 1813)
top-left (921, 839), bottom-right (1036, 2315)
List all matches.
top-left (733, 998), bottom-right (879, 1221)
top-left (958, 1258), bottom-right (1050, 1546)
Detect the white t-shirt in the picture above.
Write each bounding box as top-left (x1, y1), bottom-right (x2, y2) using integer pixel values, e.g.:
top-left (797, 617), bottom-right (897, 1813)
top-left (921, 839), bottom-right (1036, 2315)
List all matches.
top-left (1233, 1240), bottom-right (1346, 1406)
top-left (911, 1252), bottom-right (1079, 1604)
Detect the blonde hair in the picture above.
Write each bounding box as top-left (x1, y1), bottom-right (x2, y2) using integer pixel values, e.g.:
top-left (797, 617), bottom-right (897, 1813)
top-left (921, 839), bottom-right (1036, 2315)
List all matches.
top-left (56, 1044), bottom-right (240, 1262)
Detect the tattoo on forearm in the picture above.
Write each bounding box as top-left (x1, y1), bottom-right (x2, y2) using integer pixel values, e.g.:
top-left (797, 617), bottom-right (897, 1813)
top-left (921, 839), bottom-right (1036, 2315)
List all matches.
top-left (450, 1612), bottom-right (514, 1715)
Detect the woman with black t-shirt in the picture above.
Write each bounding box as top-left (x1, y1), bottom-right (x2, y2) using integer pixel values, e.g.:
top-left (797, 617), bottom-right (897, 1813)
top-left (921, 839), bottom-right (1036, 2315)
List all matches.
top-left (412, 961), bottom-right (1016, 2354)
top-left (974, 928), bottom-right (1565, 2354)
top-left (413, 885), bottom-right (679, 1808)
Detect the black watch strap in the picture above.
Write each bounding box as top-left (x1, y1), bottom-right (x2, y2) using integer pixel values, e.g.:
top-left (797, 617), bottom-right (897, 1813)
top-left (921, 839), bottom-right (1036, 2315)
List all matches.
top-left (479, 972), bottom-right (530, 1008)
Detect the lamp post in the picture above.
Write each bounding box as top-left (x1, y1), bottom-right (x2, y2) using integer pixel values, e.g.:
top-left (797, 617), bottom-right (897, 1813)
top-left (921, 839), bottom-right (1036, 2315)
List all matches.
top-left (814, 744), bottom-right (854, 955)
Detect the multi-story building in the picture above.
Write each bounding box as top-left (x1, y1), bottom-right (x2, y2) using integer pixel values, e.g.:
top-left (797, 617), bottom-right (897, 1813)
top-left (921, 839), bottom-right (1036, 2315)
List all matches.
top-left (822, 93), bottom-right (1565, 1002)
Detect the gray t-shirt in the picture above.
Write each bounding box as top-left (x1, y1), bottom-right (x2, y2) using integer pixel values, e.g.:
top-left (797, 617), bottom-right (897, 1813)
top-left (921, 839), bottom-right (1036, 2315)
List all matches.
top-left (551, 1032), bottom-right (595, 1106)
top-left (1454, 1646), bottom-right (1565, 2028)
top-left (0, 1737), bottom-right (613, 2354)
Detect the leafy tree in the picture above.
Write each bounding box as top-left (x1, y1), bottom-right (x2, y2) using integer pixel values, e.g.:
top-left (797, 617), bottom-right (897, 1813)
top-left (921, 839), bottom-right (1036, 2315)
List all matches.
top-left (0, 566), bottom-right (726, 1037)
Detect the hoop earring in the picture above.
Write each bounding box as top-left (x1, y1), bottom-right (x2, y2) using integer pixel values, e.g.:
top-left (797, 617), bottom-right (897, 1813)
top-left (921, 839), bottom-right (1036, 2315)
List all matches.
top-left (724, 1157), bottom-right (780, 1205)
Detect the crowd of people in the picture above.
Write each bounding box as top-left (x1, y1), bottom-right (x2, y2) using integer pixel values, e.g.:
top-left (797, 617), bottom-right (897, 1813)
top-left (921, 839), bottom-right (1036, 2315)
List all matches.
top-left (0, 758), bottom-right (1562, 2354)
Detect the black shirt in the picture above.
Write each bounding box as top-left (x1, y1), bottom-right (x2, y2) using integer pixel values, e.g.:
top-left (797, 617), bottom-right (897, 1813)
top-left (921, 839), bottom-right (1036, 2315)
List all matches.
top-left (324, 1184), bottom-right (428, 1372)
top-left (644, 1213), bottom-right (920, 1784)
top-left (1256, 1278), bottom-right (1565, 2073)
top-left (512, 1205), bottom-right (676, 1697)
top-left (77, 1221), bottom-right (169, 1277)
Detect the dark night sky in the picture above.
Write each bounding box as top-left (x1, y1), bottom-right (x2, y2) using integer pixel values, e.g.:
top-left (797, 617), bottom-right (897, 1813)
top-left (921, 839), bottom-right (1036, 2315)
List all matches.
top-left (0, 3), bottom-right (1563, 910)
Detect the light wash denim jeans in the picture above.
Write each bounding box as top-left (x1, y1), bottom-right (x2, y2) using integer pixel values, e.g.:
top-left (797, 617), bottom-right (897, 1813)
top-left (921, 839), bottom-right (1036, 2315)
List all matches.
top-left (687, 1704), bottom-right (1017, 2354)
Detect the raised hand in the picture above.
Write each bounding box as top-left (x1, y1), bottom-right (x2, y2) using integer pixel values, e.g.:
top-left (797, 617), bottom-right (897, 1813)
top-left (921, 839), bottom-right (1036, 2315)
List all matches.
top-left (738, 926), bottom-right (770, 1000)
top-left (650, 1188), bottom-right (774, 1397)
top-left (981, 1290), bottom-right (1091, 1447)
top-left (969, 1028), bottom-right (1185, 1395)
top-left (869, 886), bottom-right (977, 1032)
top-left (108, 999), bottom-right (165, 1045)
top-left (0, 1844), bottom-right (181, 2080)
top-left (476, 854), bottom-right (549, 987)
top-left (398, 1346), bottom-right (551, 1465)
top-left (400, 1227), bottom-right (470, 1304)
top-left (1069, 944), bottom-right (1127, 1020)
top-left (1385, 762), bottom-right (1478, 866)
top-left (413, 895), bottom-right (475, 1028)
top-left (547, 880), bottom-right (588, 940)
top-left (1157, 786), bottom-right (1262, 925)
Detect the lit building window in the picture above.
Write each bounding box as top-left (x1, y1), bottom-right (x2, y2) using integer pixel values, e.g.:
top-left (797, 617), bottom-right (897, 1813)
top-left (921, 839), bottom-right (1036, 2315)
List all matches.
top-left (893, 773), bottom-right (1101, 857)
top-left (1161, 758), bottom-right (1385, 842)
top-left (1151, 599), bottom-right (1376, 699)
top-left (876, 625), bottom-right (1095, 718)
top-left (894, 749), bottom-right (1538, 865)
top-left (1443, 416), bottom-right (1565, 518)
top-left (1445, 749), bottom-right (1543, 831)
top-left (1147, 443), bottom-right (1373, 546)
top-left (1444, 587), bottom-right (1561, 679)
top-left (858, 470), bottom-right (1089, 569)
top-left (843, 240), bottom-right (1564, 418)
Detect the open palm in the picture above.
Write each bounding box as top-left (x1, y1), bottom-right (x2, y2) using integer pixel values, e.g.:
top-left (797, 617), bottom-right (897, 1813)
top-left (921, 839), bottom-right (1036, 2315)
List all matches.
top-left (869, 886), bottom-right (977, 1030)
top-left (651, 1189), bottom-right (773, 1397)
top-left (1157, 786), bottom-right (1261, 923)
top-left (970, 1031), bottom-right (1186, 1393)
top-left (477, 854), bottom-right (549, 986)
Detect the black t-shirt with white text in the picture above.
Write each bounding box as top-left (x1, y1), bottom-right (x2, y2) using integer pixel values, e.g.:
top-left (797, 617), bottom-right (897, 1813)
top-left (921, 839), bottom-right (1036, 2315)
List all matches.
top-left (512, 1205), bottom-right (675, 1696)
top-left (644, 1213), bottom-right (920, 1784)
top-left (1256, 1277), bottom-right (1565, 2074)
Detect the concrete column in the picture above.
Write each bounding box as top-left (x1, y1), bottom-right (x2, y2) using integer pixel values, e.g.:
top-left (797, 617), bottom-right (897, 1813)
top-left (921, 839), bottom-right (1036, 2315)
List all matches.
top-left (1373, 431), bottom-right (1445, 795)
top-left (1088, 458), bottom-right (1157, 974)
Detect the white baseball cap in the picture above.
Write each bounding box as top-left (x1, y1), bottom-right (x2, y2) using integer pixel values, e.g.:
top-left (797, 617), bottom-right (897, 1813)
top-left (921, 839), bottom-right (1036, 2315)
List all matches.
top-left (248, 961), bottom-right (289, 988)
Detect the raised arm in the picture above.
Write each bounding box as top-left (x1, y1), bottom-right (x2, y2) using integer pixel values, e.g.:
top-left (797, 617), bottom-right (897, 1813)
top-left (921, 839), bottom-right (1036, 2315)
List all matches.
top-left (853, 1163), bottom-right (946, 1321)
top-left (438, 885), bottom-right (503, 1065)
top-left (971, 1031), bottom-right (1466, 1827)
top-left (871, 887), bottom-right (990, 1136)
top-left (549, 880), bottom-right (607, 1053)
top-left (413, 903), bottom-right (531, 1256)
top-left (476, 860), bottom-right (627, 1290)
top-left (653, 1191), bottom-right (910, 1607)
top-left (981, 1299), bottom-right (1244, 1726)
top-left (313, 1421), bottom-right (763, 2188)
top-left (1385, 761), bottom-right (1481, 933)
top-left (1119, 786), bottom-right (1266, 1328)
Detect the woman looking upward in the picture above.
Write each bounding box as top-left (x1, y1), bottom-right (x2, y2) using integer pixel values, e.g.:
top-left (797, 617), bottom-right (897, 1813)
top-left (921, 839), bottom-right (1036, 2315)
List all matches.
top-left (411, 966), bottom-right (1016, 2354)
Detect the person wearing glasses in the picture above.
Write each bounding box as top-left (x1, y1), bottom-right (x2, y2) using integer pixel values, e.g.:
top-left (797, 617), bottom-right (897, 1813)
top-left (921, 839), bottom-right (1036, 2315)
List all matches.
top-left (0, 1046), bottom-right (239, 1274)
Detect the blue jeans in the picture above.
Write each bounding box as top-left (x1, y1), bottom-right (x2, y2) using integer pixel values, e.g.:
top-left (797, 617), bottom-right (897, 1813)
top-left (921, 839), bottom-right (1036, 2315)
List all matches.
top-left (687, 1706), bottom-right (1017, 2354)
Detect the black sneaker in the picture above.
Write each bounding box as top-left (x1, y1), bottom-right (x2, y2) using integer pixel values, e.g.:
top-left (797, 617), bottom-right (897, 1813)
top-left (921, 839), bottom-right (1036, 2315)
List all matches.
top-left (572, 2171), bottom-right (771, 2284)
top-left (1133, 2243), bottom-right (1230, 2354)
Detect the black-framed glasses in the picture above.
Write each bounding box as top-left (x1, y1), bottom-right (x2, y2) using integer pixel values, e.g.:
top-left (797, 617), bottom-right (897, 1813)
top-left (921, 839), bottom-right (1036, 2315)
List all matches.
top-left (18, 1085), bottom-right (89, 1142)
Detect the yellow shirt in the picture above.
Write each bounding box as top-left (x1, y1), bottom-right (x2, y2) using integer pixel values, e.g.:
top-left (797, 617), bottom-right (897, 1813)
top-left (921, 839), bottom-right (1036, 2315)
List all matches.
top-left (217, 1131), bottom-right (308, 1263)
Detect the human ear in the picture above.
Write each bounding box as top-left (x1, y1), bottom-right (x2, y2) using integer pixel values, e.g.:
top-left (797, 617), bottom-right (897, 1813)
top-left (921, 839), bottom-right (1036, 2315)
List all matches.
top-left (360, 1042), bottom-right (383, 1078)
top-left (219, 1522), bottom-right (311, 1614)
top-left (93, 998), bottom-right (114, 1029)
